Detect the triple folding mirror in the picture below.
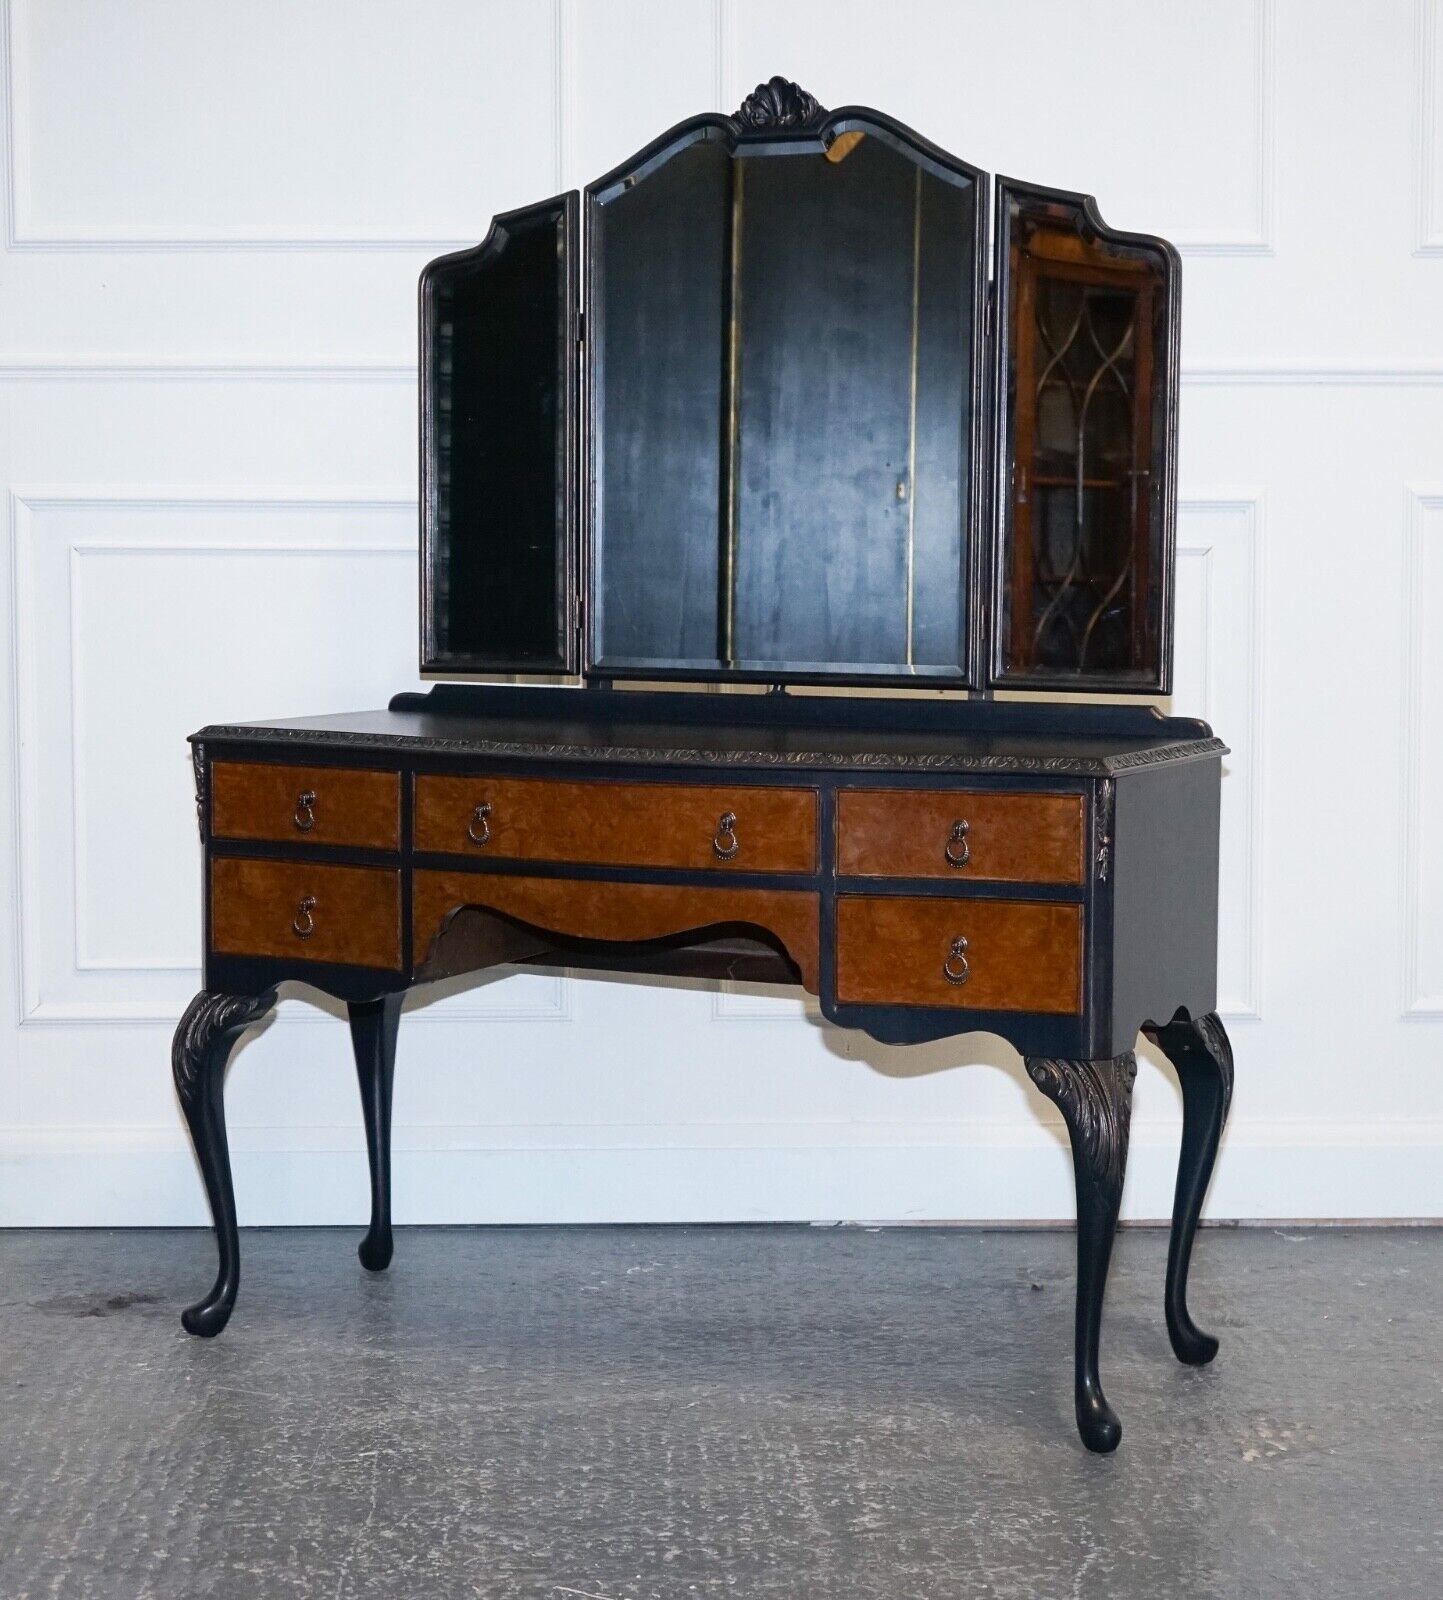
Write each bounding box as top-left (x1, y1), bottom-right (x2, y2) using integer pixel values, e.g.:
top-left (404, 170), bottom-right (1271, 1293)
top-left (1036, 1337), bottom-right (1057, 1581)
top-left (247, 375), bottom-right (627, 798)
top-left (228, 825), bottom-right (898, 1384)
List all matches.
top-left (420, 79), bottom-right (1178, 694)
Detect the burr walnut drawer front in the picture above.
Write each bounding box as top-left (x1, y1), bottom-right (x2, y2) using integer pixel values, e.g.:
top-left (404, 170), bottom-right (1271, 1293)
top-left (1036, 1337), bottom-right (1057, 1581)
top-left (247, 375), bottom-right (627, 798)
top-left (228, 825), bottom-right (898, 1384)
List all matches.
top-left (413, 870), bottom-right (821, 992)
top-left (835, 788), bottom-right (1086, 884)
top-left (210, 762), bottom-right (400, 851)
top-left (414, 775), bottom-right (817, 873)
top-left (834, 895), bottom-right (1083, 1014)
top-left (210, 857), bottom-right (401, 970)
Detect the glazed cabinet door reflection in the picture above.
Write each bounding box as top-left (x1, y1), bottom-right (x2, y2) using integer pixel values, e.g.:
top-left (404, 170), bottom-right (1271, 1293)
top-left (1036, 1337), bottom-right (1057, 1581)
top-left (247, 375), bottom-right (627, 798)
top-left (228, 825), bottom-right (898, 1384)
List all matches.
top-left (991, 179), bottom-right (1178, 693)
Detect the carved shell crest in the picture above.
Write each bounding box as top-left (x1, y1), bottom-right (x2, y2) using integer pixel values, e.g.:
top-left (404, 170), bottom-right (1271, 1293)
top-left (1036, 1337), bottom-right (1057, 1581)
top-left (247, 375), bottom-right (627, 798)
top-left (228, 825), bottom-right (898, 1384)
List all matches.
top-left (735, 77), bottom-right (827, 131)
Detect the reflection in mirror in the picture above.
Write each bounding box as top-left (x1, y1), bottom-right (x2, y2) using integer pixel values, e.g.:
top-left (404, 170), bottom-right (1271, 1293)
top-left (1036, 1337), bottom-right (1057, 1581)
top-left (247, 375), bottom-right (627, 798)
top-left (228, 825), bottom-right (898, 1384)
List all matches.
top-left (590, 121), bottom-right (980, 680)
top-left (994, 184), bottom-right (1176, 689)
top-left (423, 194), bottom-right (575, 672)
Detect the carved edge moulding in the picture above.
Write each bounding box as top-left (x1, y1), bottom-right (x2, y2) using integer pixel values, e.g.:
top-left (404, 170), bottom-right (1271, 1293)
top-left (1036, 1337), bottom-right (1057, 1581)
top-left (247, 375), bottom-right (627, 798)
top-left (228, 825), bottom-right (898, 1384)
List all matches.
top-left (189, 721), bottom-right (1227, 777)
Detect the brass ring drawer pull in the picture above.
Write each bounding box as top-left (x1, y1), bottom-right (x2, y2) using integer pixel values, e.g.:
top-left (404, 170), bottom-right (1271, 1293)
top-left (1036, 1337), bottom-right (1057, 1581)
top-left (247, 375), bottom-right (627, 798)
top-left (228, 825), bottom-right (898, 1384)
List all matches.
top-left (943, 934), bottom-right (970, 986)
top-left (713, 809), bottom-right (739, 860)
top-left (291, 895), bottom-right (317, 940)
top-left (467, 802), bottom-right (493, 847)
top-left (944, 818), bottom-right (970, 868)
top-left (293, 790), bottom-right (317, 832)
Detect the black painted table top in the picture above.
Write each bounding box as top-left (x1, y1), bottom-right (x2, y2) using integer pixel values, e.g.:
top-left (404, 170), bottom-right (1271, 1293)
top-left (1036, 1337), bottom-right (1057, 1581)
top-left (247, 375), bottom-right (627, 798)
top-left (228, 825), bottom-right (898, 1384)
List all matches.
top-left (193, 686), bottom-right (1225, 779)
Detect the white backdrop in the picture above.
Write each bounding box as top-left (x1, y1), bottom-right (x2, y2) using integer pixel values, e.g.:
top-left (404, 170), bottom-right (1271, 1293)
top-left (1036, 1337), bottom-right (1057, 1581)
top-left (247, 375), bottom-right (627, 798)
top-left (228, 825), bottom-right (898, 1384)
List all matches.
top-left (1, 0), bottom-right (1440, 1225)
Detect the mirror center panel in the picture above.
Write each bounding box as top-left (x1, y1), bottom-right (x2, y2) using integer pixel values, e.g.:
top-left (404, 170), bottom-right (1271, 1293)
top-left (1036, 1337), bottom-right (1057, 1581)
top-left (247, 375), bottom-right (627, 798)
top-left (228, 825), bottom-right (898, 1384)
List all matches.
top-left (588, 120), bottom-right (982, 681)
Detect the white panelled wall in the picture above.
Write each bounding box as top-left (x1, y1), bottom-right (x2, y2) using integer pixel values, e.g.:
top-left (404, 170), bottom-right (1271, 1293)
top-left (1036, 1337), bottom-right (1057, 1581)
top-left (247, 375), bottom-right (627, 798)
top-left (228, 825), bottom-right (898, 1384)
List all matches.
top-left (1, 0), bottom-right (1440, 1225)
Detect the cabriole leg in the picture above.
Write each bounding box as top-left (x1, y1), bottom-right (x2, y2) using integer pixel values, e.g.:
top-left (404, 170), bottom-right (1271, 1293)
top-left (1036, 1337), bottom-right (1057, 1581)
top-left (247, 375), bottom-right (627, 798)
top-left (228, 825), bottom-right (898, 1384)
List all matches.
top-left (1026, 1053), bottom-right (1137, 1454)
top-left (349, 993), bottom-right (405, 1271)
top-left (1147, 1011), bottom-right (1234, 1365)
top-left (172, 989), bottom-right (277, 1337)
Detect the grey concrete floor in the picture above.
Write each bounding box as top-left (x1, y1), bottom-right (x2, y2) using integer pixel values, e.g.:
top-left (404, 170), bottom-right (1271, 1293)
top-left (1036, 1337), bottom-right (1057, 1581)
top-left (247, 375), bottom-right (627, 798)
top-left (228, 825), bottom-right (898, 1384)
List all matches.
top-left (0, 1226), bottom-right (1438, 1599)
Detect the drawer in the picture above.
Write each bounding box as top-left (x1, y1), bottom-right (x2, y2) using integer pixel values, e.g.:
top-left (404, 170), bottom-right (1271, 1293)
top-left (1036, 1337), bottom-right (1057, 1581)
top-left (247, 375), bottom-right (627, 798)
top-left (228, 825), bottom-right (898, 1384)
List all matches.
top-left (834, 895), bottom-right (1082, 1013)
top-left (414, 775), bottom-right (817, 873)
top-left (210, 857), bottom-right (401, 970)
top-left (836, 788), bottom-right (1085, 884)
top-left (413, 869), bottom-right (821, 991)
top-left (210, 762), bottom-right (400, 851)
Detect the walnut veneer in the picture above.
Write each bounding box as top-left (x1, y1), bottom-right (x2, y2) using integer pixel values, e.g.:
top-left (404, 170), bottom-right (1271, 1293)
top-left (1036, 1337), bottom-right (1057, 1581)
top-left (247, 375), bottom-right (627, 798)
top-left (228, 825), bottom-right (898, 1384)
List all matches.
top-left (210, 857), bottom-right (401, 970)
top-left (836, 788), bottom-right (1084, 883)
top-left (414, 774), bottom-right (817, 872)
top-left (207, 767), bottom-right (1091, 1013)
top-left (835, 895), bottom-right (1082, 1013)
top-left (414, 870), bottom-right (821, 991)
top-left (211, 761), bottom-right (400, 851)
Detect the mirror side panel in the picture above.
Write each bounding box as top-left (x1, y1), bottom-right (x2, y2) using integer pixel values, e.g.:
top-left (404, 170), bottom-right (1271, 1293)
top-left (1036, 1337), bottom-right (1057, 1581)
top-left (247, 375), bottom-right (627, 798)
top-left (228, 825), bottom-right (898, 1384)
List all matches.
top-left (421, 192), bottom-right (579, 675)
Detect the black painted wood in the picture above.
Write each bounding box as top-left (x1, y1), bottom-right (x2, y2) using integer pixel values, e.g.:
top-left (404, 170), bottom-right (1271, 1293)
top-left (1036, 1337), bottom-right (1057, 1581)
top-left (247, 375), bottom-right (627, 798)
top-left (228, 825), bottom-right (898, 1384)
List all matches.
top-left (196, 685), bottom-right (1224, 779)
top-left (1026, 1053), bottom-right (1136, 1453)
top-left (1107, 759), bottom-right (1221, 1054)
top-left (172, 989), bottom-right (278, 1337)
top-left (349, 994), bottom-right (405, 1273)
top-left (1147, 1011), bottom-right (1234, 1365)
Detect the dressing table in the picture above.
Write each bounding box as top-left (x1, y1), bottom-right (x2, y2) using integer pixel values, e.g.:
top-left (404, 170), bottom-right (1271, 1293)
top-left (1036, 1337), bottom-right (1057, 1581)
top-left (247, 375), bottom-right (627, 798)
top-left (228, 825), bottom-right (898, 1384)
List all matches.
top-left (174, 78), bottom-right (1232, 1453)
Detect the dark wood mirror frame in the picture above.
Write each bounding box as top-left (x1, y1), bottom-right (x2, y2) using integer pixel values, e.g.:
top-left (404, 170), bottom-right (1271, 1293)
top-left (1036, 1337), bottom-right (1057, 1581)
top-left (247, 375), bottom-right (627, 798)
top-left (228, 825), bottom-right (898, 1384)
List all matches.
top-left (583, 96), bottom-right (990, 687)
top-left (416, 79), bottom-right (1180, 698)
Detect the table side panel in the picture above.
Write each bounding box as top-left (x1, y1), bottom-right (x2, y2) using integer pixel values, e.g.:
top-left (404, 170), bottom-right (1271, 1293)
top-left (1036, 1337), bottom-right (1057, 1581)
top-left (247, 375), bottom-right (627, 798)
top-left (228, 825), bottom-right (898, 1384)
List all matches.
top-left (1106, 757), bottom-right (1221, 1053)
